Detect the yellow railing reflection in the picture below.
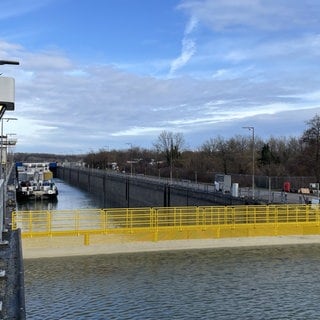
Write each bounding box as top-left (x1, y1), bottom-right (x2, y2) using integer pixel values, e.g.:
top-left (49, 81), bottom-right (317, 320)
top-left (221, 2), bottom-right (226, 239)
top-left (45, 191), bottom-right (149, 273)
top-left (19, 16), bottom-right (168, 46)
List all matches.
top-left (12, 204), bottom-right (320, 245)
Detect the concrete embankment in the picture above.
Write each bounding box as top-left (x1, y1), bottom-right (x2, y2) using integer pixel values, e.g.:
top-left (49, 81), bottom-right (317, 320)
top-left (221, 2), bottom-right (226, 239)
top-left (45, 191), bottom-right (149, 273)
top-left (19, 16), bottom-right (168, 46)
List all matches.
top-left (22, 234), bottom-right (320, 259)
top-left (0, 164), bottom-right (26, 319)
top-left (0, 229), bottom-right (25, 319)
top-left (57, 166), bottom-right (255, 207)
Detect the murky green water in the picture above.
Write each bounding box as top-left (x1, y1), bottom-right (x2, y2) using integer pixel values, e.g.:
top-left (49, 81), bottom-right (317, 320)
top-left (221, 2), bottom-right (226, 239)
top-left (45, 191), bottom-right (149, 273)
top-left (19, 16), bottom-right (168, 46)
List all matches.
top-left (24, 245), bottom-right (320, 319)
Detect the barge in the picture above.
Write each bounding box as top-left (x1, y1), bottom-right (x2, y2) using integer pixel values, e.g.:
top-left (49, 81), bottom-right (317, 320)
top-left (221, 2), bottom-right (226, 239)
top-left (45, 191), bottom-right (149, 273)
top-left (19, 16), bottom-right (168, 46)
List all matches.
top-left (15, 162), bottom-right (58, 201)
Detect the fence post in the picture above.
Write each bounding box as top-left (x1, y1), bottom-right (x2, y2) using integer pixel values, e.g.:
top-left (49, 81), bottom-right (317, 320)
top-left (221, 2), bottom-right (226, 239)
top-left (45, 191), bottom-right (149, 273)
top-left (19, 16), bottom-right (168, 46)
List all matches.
top-left (11, 211), bottom-right (16, 230)
top-left (29, 211), bottom-right (32, 236)
top-left (275, 206), bottom-right (278, 235)
top-left (84, 233), bottom-right (90, 245)
top-left (47, 211), bottom-right (51, 237)
top-left (153, 208), bottom-right (158, 242)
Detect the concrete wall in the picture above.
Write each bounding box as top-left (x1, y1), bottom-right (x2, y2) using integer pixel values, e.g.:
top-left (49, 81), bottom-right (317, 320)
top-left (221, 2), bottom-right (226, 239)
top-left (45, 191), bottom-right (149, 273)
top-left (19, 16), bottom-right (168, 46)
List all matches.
top-left (57, 167), bottom-right (253, 208)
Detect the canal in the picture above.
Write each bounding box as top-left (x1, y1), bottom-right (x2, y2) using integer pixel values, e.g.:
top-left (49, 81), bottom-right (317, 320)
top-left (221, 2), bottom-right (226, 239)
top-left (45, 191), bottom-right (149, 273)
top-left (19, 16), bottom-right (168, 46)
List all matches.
top-left (17, 178), bottom-right (103, 211)
top-left (22, 179), bottom-right (320, 319)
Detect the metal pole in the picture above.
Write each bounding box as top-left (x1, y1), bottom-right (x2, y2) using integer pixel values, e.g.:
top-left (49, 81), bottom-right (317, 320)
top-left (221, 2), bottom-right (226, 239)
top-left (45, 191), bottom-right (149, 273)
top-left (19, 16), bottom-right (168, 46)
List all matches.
top-left (0, 59), bottom-right (19, 244)
top-left (126, 143), bottom-right (133, 176)
top-left (252, 127), bottom-right (255, 199)
top-left (0, 119), bottom-right (3, 180)
top-left (170, 138), bottom-right (173, 184)
top-left (243, 126), bottom-right (255, 199)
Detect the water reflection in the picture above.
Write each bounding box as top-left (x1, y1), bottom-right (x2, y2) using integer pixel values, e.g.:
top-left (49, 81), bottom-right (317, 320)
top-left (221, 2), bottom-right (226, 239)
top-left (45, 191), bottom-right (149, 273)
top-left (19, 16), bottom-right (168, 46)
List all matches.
top-left (17, 198), bottom-right (58, 211)
top-left (17, 179), bottom-right (102, 211)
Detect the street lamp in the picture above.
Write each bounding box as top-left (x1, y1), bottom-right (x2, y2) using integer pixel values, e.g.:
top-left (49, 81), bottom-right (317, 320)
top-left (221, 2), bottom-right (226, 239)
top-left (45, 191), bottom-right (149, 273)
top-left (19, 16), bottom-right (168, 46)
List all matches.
top-left (0, 60), bottom-right (19, 118)
top-left (103, 146), bottom-right (109, 170)
top-left (126, 143), bottom-right (133, 176)
top-left (170, 137), bottom-right (173, 184)
top-left (243, 126), bottom-right (255, 199)
top-left (0, 60), bottom-right (19, 66)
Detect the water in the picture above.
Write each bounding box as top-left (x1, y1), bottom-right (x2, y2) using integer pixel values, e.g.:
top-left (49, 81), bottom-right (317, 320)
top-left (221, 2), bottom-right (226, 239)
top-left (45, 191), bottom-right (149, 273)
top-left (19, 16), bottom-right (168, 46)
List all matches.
top-left (17, 179), bottom-right (102, 211)
top-left (22, 180), bottom-right (320, 319)
top-left (24, 245), bottom-right (320, 319)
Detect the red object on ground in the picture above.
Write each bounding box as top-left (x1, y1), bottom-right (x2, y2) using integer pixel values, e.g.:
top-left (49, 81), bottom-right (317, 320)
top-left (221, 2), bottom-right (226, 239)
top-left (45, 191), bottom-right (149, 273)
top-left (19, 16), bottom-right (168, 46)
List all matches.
top-left (283, 181), bottom-right (291, 192)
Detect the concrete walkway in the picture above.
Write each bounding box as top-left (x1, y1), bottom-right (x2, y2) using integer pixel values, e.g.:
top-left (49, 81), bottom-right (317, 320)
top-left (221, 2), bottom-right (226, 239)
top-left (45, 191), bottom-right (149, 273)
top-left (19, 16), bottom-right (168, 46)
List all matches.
top-left (22, 234), bottom-right (320, 259)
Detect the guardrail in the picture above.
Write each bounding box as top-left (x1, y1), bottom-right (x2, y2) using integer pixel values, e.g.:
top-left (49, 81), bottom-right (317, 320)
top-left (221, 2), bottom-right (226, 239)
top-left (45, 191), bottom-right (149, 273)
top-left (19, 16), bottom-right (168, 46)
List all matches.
top-left (12, 204), bottom-right (320, 245)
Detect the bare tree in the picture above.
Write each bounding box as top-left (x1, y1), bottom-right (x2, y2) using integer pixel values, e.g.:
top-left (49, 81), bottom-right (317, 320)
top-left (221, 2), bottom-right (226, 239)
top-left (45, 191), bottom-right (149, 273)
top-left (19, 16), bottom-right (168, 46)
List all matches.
top-left (153, 131), bottom-right (185, 178)
top-left (301, 114), bottom-right (320, 180)
top-left (201, 135), bottom-right (250, 174)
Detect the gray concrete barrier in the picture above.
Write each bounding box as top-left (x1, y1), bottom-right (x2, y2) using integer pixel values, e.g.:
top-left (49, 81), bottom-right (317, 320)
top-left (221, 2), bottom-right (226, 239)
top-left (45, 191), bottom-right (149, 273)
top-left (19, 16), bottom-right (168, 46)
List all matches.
top-left (57, 167), bottom-right (255, 208)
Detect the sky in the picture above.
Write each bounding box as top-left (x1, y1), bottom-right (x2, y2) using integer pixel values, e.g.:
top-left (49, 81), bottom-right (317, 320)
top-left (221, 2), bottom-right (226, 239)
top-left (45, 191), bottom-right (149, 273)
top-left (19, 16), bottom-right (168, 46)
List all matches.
top-left (1, 0), bottom-right (320, 154)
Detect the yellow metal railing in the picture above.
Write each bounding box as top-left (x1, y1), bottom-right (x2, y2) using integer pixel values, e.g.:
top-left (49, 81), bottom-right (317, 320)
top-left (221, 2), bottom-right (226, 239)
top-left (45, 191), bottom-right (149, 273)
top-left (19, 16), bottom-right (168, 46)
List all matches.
top-left (11, 204), bottom-right (320, 245)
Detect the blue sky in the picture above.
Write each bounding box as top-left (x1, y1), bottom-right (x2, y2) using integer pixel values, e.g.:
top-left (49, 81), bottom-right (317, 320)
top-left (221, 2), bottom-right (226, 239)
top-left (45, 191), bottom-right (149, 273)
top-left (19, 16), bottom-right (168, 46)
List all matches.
top-left (1, 0), bottom-right (320, 154)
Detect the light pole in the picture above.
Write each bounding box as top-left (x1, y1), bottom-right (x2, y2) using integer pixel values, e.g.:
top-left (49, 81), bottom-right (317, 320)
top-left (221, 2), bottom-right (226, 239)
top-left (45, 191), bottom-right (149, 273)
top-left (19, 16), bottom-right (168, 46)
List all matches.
top-left (126, 143), bottom-right (133, 176)
top-left (0, 60), bottom-right (19, 66)
top-left (243, 126), bottom-right (255, 199)
top-left (170, 138), bottom-right (173, 184)
top-left (103, 146), bottom-right (109, 170)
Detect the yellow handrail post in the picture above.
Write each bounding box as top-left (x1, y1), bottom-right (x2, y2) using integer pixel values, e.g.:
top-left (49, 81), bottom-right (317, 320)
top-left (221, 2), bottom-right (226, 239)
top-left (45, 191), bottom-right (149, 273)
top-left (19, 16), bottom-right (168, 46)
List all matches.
top-left (84, 233), bottom-right (90, 245)
top-left (153, 208), bottom-right (158, 242)
top-left (224, 206), bottom-right (227, 225)
top-left (244, 206), bottom-right (248, 225)
top-left (11, 211), bottom-right (16, 230)
top-left (47, 211), bottom-right (51, 237)
top-left (29, 211), bottom-right (33, 237)
top-left (196, 206), bottom-right (200, 229)
top-left (201, 207), bottom-right (206, 231)
top-left (149, 208), bottom-right (153, 228)
top-left (105, 209), bottom-right (107, 231)
top-left (75, 210), bottom-right (80, 236)
top-left (316, 204), bottom-right (320, 226)
top-left (232, 207), bottom-right (235, 229)
top-left (275, 206), bottom-right (278, 235)
top-left (99, 209), bottom-right (104, 232)
top-left (130, 209), bottom-right (133, 234)
top-left (217, 207), bottom-right (221, 238)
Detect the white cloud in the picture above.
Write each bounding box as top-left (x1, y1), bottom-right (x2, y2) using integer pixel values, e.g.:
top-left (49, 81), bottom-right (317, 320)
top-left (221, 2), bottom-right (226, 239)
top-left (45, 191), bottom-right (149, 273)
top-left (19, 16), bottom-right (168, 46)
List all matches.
top-left (0, 0), bottom-right (53, 20)
top-left (185, 16), bottom-right (198, 35)
top-left (169, 38), bottom-right (197, 75)
top-left (2, 0), bottom-right (320, 152)
top-left (178, 0), bottom-right (319, 31)
top-left (5, 37), bottom-right (320, 153)
top-left (111, 127), bottom-right (164, 137)
top-left (168, 15), bottom-right (199, 76)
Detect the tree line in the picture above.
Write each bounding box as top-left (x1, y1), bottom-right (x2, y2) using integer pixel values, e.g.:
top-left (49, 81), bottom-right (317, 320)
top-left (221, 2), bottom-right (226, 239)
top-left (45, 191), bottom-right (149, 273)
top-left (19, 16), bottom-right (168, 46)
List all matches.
top-left (81, 115), bottom-right (320, 184)
top-left (14, 115), bottom-right (320, 187)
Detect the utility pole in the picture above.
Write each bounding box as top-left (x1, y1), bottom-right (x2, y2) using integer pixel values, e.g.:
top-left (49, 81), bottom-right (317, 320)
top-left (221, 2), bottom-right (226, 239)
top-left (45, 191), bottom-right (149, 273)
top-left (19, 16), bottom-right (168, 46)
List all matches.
top-left (243, 126), bottom-right (255, 200)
